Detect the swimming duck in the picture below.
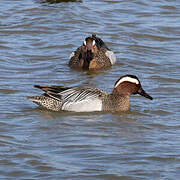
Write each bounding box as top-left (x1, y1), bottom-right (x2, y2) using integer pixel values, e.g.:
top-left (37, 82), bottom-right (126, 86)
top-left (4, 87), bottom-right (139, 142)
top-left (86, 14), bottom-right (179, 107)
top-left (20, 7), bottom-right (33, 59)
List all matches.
top-left (69, 34), bottom-right (116, 70)
top-left (27, 75), bottom-right (153, 112)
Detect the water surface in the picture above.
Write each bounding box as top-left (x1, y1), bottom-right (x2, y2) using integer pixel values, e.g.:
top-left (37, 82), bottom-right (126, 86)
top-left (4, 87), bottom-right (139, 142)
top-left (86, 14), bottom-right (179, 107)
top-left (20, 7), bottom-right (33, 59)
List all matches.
top-left (0, 0), bottom-right (180, 179)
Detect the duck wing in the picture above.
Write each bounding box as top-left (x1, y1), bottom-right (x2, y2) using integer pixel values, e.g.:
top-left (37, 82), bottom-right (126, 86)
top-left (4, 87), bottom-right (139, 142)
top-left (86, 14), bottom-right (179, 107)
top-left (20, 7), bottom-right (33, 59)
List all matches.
top-left (35, 85), bottom-right (107, 112)
top-left (35, 85), bottom-right (106, 102)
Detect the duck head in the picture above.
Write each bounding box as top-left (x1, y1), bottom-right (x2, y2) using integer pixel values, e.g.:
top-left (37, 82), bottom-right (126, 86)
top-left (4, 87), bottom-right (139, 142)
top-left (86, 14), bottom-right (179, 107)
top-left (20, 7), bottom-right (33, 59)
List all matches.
top-left (113, 75), bottom-right (153, 100)
top-left (81, 36), bottom-right (98, 69)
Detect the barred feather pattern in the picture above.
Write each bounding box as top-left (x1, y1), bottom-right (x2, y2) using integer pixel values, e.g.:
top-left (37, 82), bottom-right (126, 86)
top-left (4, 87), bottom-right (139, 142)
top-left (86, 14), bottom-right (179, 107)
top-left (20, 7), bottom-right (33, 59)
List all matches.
top-left (68, 47), bottom-right (82, 68)
top-left (28, 87), bottom-right (107, 112)
top-left (69, 46), bottom-right (114, 70)
top-left (91, 48), bottom-right (112, 69)
top-left (60, 87), bottom-right (105, 102)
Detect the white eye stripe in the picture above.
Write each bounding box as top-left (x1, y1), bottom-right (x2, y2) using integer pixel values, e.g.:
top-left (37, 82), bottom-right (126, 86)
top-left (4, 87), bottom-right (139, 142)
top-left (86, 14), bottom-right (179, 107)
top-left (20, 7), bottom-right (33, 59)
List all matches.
top-left (115, 77), bottom-right (139, 88)
top-left (84, 40), bottom-right (86, 46)
top-left (92, 40), bottom-right (95, 46)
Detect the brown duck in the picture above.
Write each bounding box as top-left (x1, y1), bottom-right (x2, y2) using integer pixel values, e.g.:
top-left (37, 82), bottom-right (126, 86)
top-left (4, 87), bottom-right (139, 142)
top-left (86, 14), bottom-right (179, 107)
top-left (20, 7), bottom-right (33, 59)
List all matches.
top-left (69, 34), bottom-right (116, 70)
top-left (27, 75), bottom-right (153, 112)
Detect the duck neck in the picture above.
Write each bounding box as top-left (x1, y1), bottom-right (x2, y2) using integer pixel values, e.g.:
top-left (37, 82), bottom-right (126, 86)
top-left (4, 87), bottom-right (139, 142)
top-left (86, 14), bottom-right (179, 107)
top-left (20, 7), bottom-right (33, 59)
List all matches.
top-left (103, 89), bottom-right (130, 111)
top-left (112, 88), bottom-right (130, 111)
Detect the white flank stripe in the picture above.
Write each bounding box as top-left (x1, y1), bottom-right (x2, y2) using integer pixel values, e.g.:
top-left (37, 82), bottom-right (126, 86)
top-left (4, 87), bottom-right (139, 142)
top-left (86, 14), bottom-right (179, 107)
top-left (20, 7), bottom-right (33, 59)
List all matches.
top-left (105, 51), bottom-right (116, 64)
top-left (62, 99), bottom-right (102, 112)
top-left (115, 77), bottom-right (139, 88)
top-left (69, 52), bottom-right (75, 59)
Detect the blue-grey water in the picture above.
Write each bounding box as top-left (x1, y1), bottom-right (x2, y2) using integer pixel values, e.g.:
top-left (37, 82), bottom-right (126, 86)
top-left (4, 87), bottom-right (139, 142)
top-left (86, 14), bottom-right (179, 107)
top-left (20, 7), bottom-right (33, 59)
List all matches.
top-left (0, 0), bottom-right (180, 179)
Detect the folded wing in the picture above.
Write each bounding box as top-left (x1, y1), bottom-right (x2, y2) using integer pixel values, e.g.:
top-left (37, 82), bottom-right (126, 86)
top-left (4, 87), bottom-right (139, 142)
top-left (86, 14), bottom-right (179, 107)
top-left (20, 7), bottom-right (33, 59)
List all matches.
top-left (35, 85), bottom-right (106, 112)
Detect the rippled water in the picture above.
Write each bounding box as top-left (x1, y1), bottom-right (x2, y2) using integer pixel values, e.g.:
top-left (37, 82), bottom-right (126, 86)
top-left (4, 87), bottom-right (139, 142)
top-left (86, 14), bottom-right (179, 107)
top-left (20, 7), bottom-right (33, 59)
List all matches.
top-left (0, 0), bottom-right (180, 179)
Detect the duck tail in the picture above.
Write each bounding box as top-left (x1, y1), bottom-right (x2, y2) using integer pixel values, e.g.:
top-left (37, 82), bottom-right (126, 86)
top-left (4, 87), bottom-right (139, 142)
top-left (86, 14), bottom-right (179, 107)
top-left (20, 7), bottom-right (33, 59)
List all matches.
top-left (27, 96), bottom-right (43, 104)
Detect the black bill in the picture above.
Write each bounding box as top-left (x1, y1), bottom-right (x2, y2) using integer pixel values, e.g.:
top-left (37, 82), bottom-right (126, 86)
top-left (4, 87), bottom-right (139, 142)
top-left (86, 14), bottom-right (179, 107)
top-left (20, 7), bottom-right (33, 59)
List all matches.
top-left (138, 88), bottom-right (153, 100)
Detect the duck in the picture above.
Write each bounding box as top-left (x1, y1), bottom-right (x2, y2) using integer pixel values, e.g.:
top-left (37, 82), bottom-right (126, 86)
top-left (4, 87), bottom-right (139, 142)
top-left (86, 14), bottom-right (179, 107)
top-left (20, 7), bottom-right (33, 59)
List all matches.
top-left (27, 75), bottom-right (153, 112)
top-left (69, 34), bottom-right (116, 70)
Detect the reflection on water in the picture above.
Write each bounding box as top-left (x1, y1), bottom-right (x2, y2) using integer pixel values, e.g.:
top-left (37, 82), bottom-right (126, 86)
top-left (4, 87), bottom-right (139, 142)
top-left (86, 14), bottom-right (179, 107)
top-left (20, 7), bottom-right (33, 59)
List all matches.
top-left (0, 0), bottom-right (180, 179)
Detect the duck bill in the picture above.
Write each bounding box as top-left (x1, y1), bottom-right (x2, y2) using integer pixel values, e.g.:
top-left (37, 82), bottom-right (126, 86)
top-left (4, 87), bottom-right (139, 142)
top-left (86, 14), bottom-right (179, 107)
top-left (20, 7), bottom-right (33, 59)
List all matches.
top-left (85, 50), bottom-right (94, 62)
top-left (82, 50), bottom-right (94, 69)
top-left (138, 88), bottom-right (153, 100)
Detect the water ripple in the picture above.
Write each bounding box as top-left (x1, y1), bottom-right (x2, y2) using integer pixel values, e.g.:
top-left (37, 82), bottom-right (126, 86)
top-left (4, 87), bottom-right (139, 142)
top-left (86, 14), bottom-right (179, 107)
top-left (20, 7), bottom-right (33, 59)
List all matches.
top-left (0, 0), bottom-right (180, 179)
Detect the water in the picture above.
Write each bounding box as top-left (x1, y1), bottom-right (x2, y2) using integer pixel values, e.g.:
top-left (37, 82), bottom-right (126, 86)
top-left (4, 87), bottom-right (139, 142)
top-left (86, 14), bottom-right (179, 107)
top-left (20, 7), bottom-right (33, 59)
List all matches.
top-left (0, 0), bottom-right (180, 179)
